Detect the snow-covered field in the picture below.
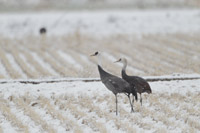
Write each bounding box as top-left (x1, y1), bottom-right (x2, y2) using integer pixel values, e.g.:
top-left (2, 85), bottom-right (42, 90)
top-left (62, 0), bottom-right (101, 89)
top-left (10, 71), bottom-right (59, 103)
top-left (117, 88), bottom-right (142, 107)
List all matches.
top-left (0, 10), bottom-right (200, 79)
top-left (1, 31), bottom-right (200, 79)
top-left (0, 9), bottom-right (200, 132)
top-left (0, 10), bottom-right (200, 37)
top-left (0, 75), bottom-right (200, 132)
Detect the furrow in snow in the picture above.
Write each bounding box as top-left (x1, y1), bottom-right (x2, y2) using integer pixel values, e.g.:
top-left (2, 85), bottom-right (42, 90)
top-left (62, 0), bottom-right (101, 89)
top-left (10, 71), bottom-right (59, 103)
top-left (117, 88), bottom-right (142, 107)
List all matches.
top-left (58, 50), bottom-right (83, 70)
top-left (6, 53), bottom-right (27, 78)
top-left (21, 49), bottom-right (53, 77)
top-left (0, 111), bottom-right (17, 133)
top-left (0, 60), bottom-right (8, 78)
top-left (31, 52), bottom-right (59, 77)
top-left (10, 101), bottom-right (41, 133)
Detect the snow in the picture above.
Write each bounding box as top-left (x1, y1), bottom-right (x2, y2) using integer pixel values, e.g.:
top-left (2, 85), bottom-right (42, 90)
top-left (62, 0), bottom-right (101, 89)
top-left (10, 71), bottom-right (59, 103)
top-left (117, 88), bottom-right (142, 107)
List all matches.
top-left (0, 60), bottom-right (9, 78)
top-left (0, 74), bottom-right (200, 132)
top-left (0, 9), bottom-right (200, 132)
top-left (150, 79), bottom-right (200, 95)
top-left (79, 53), bottom-right (92, 65)
top-left (0, 112), bottom-right (17, 133)
top-left (58, 50), bottom-right (83, 70)
top-left (19, 53), bottom-right (36, 73)
top-left (33, 105), bottom-right (66, 132)
top-left (144, 73), bottom-right (200, 79)
top-left (9, 105), bottom-right (41, 133)
top-left (0, 9), bottom-right (200, 38)
top-left (31, 52), bottom-right (59, 76)
top-left (102, 52), bottom-right (118, 63)
top-left (0, 73), bottom-right (199, 84)
top-left (6, 53), bottom-right (27, 78)
top-left (119, 53), bottom-right (145, 74)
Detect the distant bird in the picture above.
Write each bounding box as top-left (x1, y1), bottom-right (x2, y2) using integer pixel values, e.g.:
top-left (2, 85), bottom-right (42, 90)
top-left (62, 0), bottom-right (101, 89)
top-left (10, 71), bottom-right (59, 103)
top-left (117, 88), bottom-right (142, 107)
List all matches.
top-left (91, 52), bottom-right (137, 115)
top-left (115, 58), bottom-right (152, 106)
top-left (39, 27), bottom-right (47, 35)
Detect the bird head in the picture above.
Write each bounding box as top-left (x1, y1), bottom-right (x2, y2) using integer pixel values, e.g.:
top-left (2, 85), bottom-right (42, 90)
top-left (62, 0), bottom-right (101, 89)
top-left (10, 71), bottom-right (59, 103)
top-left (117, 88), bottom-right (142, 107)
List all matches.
top-left (90, 51), bottom-right (99, 56)
top-left (114, 58), bottom-right (127, 64)
top-left (114, 58), bottom-right (122, 63)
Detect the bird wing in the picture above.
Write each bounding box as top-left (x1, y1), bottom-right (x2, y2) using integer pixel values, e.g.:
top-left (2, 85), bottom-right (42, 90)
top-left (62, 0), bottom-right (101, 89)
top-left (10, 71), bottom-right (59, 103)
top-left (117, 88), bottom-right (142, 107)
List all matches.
top-left (128, 76), bottom-right (151, 93)
top-left (134, 76), bottom-right (150, 87)
top-left (102, 76), bottom-right (131, 94)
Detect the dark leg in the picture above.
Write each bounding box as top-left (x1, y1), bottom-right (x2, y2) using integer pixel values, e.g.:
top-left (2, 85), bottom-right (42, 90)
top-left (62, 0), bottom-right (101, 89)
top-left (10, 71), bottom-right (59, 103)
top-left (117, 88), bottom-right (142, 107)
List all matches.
top-left (128, 94), bottom-right (134, 113)
top-left (115, 94), bottom-right (118, 116)
top-left (132, 95), bottom-right (135, 106)
top-left (140, 94), bottom-right (142, 106)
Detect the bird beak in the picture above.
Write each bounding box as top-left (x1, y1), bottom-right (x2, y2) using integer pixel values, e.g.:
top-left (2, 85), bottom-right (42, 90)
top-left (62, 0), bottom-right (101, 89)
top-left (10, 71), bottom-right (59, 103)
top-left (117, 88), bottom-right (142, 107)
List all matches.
top-left (114, 59), bottom-right (121, 63)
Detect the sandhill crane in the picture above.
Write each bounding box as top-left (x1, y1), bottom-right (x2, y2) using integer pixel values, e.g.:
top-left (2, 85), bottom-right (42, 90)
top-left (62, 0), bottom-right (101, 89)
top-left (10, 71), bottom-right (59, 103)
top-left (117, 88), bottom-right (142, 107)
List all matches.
top-left (91, 52), bottom-right (137, 115)
top-left (115, 58), bottom-right (152, 106)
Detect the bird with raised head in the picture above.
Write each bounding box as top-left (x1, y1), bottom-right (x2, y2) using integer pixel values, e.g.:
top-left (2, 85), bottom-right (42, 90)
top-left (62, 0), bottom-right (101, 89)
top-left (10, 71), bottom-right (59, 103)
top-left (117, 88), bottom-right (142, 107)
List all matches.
top-left (115, 58), bottom-right (152, 106)
top-left (91, 52), bottom-right (137, 115)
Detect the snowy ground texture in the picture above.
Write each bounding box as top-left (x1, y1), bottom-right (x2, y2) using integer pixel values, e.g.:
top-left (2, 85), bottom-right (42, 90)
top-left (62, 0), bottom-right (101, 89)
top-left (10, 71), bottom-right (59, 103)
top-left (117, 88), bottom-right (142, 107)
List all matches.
top-left (0, 10), bottom-right (200, 37)
top-left (0, 75), bottom-right (200, 132)
top-left (0, 10), bottom-right (200, 79)
top-left (0, 9), bottom-right (200, 132)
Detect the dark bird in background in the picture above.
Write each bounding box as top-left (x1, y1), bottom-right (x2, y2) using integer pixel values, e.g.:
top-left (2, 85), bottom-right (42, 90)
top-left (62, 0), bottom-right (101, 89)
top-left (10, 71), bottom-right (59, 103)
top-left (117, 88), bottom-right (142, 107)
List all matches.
top-left (115, 58), bottom-right (152, 106)
top-left (39, 27), bottom-right (47, 35)
top-left (91, 52), bottom-right (137, 115)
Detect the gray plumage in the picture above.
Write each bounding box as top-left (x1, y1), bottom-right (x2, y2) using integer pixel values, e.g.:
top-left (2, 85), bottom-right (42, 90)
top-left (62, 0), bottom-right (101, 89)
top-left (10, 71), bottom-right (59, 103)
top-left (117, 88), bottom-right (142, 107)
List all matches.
top-left (98, 65), bottom-right (135, 115)
top-left (122, 70), bottom-right (152, 106)
top-left (98, 65), bottom-right (131, 95)
top-left (91, 52), bottom-right (137, 115)
top-left (115, 58), bottom-right (152, 106)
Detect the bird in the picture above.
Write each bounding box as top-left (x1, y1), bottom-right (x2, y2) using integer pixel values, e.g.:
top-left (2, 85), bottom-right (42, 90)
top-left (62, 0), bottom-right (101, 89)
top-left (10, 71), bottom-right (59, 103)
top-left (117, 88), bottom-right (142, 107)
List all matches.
top-left (114, 58), bottom-right (152, 106)
top-left (39, 27), bottom-right (47, 35)
top-left (91, 52), bottom-right (137, 115)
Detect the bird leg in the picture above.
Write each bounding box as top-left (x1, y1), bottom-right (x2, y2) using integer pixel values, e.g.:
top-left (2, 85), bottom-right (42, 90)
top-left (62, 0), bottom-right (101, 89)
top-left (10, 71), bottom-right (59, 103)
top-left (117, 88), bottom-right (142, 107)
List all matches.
top-left (125, 93), bottom-right (134, 112)
top-left (140, 94), bottom-right (142, 106)
top-left (115, 94), bottom-right (118, 116)
top-left (128, 94), bottom-right (134, 113)
top-left (132, 95), bottom-right (135, 106)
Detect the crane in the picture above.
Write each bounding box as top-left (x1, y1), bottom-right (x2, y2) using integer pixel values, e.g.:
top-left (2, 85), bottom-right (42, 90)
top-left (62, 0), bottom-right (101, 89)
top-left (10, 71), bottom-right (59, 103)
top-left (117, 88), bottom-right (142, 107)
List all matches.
top-left (115, 58), bottom-right (152, 106)
top-left (91, 52), bottom-right (137, 115)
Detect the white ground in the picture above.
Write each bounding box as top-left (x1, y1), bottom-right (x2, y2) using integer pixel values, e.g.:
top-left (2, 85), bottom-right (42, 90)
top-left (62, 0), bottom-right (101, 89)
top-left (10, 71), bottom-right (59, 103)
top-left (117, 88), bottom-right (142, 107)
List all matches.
top-left (0, 9), bottom-right (200, 37)
top-left (1, 74), bottom-right (200, 99)
top-left (0, 74), bottom-right (200, 132)
top-left (0, 9), bottom-right (199, 132)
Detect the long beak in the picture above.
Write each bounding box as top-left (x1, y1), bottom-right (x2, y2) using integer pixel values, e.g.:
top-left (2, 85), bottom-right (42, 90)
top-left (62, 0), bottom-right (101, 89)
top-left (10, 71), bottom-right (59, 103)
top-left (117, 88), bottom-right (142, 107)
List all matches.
top-left (90, 54), bottom-right (95, 56)
top-left (114, 59), bottom-right (121, 63)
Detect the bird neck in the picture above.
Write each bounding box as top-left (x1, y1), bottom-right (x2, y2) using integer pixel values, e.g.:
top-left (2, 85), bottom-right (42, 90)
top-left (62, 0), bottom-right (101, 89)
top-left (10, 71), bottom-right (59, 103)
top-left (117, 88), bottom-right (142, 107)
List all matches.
top-left (97, 54), bottom-right (102, 66)
top-left (122, 60), bottom-right (127, 72)
top-left (122, 60), bottom-right (128, 77)
top-left (98, 63), bottom-right (111, 80)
